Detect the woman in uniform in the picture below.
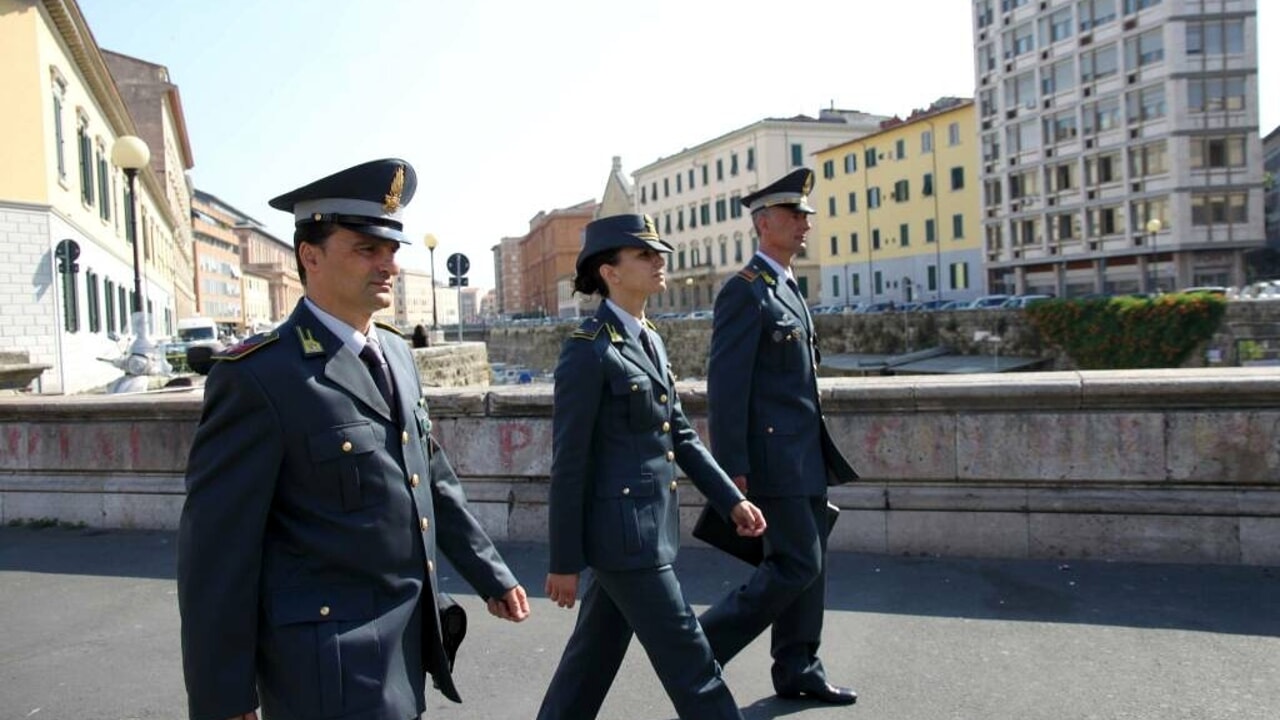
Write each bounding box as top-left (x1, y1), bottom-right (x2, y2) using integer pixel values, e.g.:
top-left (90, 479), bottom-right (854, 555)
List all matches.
top-left (535, 213), bottom-right (767, 720)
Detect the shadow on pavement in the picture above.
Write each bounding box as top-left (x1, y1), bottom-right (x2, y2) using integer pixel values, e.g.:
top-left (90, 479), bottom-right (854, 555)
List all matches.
top-left (4, 527), bottom-right (1277, 638)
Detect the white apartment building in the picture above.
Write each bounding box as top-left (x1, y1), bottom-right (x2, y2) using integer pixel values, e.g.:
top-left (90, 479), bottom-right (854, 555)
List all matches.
top-left (634, 108), bottom-right (889, 312)
top-left (974, 0), bottom-right (1264, 296)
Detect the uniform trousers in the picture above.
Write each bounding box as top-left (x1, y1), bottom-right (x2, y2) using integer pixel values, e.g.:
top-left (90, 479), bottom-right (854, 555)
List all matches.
top-left (535, 565), bottom-right (742, 720)
top-left (699, 495), bottom-right (830, 692)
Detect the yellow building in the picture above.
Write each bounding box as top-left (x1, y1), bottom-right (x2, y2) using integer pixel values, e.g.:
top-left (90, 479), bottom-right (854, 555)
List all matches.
top-left (812, 98), bottom-right (984, 309)
top-left (0, 0), bottom-right (192, 392)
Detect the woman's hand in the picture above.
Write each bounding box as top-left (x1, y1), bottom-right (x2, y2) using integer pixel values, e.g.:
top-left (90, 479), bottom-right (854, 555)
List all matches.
top-left (730, 500), bottom-right (767, 537)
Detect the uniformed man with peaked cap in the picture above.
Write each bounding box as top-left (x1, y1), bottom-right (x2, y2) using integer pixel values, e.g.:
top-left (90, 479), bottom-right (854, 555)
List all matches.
top-left (178, 158), bottom-right (530, 720)
top-left (697, 166), bottom-right (861, 705)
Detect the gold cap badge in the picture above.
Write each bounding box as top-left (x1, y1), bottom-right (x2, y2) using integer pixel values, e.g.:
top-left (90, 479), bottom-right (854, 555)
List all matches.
top-left (383, 165), bottom-right (405, 214)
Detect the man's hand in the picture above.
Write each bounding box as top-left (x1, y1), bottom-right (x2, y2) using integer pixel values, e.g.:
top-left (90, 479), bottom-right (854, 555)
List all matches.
top-left (731, 475), bottom-right (748, 493)
top-left (730, 500), bottom-right (767, 537)
top-left (486, 585), bottom-right (531, 622)
top-left (545, 573), bottom-right (579, 609)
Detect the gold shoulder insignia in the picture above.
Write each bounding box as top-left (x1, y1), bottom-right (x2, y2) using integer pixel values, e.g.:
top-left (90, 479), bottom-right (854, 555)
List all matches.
top-left (373, 320), bottom-right (404, 337)
top-left (605, 323), bottom-right (624, 343)
top-left (737, 268), bottom-right (760, 282)
top-left (296, 327), bottom-right (325, 356)
top-left (641, 318), bottom-right (657, 331)
top-left (570, 317), bottom-right (604, 340)
top-left (216, 331), bottom-right (280, 361)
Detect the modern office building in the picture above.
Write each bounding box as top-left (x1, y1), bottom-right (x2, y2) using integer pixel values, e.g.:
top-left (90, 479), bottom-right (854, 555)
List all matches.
top-left (973, 0), bottom-right (1264, 296)
top-left (1262, 124), bottom-right (1279, 274)
top-left (813, 98), bottom-right (983, 308)
top-left (633, 108), bottom-right (889, 312)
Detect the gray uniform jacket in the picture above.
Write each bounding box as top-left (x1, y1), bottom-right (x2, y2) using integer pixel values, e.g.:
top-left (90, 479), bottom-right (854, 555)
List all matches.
top-left (547, 304), bottom-right (745, 575)
top-left (178, 300), bottom-right (517, 720)
top-left (707, 258), bottom-right (858, 497)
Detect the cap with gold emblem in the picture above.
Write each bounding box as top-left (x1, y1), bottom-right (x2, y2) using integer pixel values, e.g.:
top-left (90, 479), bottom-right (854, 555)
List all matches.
top-left (268, 158), bottom-right (417, 244)
top-left (575, 213), bottom-right (674, 274)
top-left (740, 167), bottom-right (816, 215)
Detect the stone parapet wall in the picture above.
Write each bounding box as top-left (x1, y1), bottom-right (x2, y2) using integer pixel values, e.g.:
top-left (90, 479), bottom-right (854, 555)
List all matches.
top-left (1, 369), bottom-right (1277, 565)
top-left (411, 341), bottom-right (490, 388)
top-left (483, 301), bottom-right (1280, 379)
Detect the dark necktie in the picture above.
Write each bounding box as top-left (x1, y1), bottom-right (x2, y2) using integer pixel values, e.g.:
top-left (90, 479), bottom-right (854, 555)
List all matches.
top-left (359, 337), bottom-right (396, 412)
top-left (639, 328), bottom-right (661, 368)
top-left (786, 277), bottom-right (813, 329)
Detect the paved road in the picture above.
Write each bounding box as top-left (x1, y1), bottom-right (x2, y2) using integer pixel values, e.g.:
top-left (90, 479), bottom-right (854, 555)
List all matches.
top-left (1, 526), bottom-right (1277, 720)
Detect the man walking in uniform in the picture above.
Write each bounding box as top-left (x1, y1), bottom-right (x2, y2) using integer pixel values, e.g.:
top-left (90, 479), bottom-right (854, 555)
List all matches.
top-left (700, 167), bottom-right (860, 705)
top-left (177, 159), bottom-right (529, 720)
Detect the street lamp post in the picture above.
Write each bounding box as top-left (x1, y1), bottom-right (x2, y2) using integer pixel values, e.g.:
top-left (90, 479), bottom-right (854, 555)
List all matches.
top-left (110, 135), bottom-right (154, 383)
top-left (424, 233), bottom-right (439, 330)
top-left (1145, 218), bottom-right (1163, 293)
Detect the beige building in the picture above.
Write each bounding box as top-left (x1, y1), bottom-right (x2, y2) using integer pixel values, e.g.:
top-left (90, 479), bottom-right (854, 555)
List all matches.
top-left (973, 0), bottom-right (1265, 295)
top-left (813, 99), bottom-right (984, 308)
top-left (234, 223), bottom-right (302, 323)
top-left (596, 155), bottom-right (635, 218)
top-left (633, 108), bottom-right (889, 312)
top-left (191, 189), bottom-right (245, 331)
top-left (101, 49), bottom-right (196, 322)
top-left (491, 235), bottom-right (524, 317)
top-left (241, 270), bottom-right (272, 333)
top-left (387, 266), bottom-right (435, 331)
top-left (0, 0), bottom-right (192, 392)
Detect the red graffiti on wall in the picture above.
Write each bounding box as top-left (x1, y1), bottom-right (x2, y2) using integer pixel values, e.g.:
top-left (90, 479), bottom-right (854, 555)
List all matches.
top-left (5, 427), bottom-right (19, 459)
top-left (499, 423), bottom-right (532, 471)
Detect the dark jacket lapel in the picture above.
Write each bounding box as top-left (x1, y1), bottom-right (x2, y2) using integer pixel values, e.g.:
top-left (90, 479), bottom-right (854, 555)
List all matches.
top-left (290, 303), bottom-right (394, 422)
top-left (598, 304), bottom-right (669, 390)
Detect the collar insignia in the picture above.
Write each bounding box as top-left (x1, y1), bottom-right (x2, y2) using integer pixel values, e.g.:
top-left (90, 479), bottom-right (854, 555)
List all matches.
top-left (296, 327), bottom-right (326, 356)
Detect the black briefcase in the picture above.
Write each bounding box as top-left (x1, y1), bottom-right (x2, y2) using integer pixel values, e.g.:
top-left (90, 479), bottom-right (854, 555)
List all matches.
top-left (692, 501), bottom-right (840, 566)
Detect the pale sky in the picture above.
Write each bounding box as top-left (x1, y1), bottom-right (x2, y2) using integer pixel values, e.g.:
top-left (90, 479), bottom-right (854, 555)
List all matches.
top-left (79, 0), bottom-right (1279, 291)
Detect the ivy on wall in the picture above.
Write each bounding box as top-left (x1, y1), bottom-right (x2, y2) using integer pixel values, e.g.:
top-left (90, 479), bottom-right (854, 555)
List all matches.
top-left (1026, 294), bottom-right (1227, 369)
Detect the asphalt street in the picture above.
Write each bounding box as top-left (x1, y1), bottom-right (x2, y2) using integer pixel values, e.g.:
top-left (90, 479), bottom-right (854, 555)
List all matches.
top-left (1, 526), bottom-right (1277, 720)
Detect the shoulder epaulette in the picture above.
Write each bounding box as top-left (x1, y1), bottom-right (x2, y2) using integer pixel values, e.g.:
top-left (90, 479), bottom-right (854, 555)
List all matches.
top-left (373, 320), bottom-right (404, 337)
top-left (737, 268), bottom-right (759, 282)
top-left (571, 317), bottom-right (605, 340)
top-left (215, 331), bottom-right (279, 361)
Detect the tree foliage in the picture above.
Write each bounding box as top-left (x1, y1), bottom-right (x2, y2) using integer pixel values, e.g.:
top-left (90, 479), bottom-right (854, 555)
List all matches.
top-left (1026, 294), bottom-right (1227, 369)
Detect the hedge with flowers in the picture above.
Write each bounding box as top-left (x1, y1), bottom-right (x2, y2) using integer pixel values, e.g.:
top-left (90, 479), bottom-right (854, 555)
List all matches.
top-left (1025, 294), bottom-right (1227, 369)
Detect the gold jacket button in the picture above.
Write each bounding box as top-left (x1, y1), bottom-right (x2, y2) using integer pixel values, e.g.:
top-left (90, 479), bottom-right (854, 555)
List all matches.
top-left (661, 421), bottom-right (671, 432)
top-left (427, 559), bottom-right (435, 573)
top-left (631, 383), bottom-right (639, 392)
top-left (767, 427), bottom-right (774, 434)
top-left (666, 450), bottom-right (675, 461)
top-left (401, 431), bottom-right (410, 445)
top-left (341, 440), bottom-right (353, 453)
top-left (659, 393), bottom-right (669, 403)
top-left (669, 481), bottom-right (678, 491)
top-left (319, 606), bottom-right (331, 617)
top-left (622, 487), bottom-right (631, 495)
top-left (410, 473), bottom-right (420, 488)
top-left (420, 517), bottom-right (430, 532)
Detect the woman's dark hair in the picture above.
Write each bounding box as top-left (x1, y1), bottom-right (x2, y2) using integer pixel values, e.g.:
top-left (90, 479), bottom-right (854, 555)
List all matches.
top-left (572, 248), bottom-right (621, 298)
top-left (292, 222), bottom-right (343, 285)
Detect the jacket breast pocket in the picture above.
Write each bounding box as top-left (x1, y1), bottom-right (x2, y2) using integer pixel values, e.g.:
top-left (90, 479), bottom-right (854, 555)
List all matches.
top-left (609, 373), bottom-right (662, 431)
top-left (760, 318), bottom-right (803, 371)
top-left (308, 421), bottom-right (380, 511)
top-left (267, 586), bottom-right (382, 718)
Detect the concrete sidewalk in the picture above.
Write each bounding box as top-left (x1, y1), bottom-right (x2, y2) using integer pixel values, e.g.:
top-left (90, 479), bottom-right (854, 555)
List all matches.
top-left (1, 526), bottom-right (1277, 720)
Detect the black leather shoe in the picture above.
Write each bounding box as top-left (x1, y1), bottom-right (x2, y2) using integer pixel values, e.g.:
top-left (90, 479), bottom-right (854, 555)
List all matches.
top-left (776, 682), bottom-right (858, 705)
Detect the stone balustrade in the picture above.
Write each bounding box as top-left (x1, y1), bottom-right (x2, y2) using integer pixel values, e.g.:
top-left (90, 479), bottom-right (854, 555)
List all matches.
top-left (1, 368), bottom-right (1276, 565)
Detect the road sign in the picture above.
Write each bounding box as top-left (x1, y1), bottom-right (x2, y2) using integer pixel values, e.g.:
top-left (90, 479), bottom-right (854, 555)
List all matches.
top-left (446, 253), bottom-right (470, 277)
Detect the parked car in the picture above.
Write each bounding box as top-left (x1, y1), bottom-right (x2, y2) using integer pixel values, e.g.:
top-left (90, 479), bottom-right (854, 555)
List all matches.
top-left (939, 300), bottom-right (970, 311)
top-left (1178, 286), bottom-right (1228, 297)
top-left (967, 294), bottom-right (1013, 309)
top-left (1001, 294), bottom-right (1054, 309)
top-left (854, 301), bottom-right (897, 314)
